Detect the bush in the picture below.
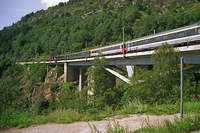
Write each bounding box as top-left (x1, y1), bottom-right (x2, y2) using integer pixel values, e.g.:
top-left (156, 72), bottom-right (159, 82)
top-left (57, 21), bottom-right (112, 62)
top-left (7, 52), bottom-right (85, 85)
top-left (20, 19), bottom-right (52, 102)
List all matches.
top-left (29, 64), bottom-right (46, 82)
top-left (0, 60), bottom-right (25, 112)
top-left (31, 91), bottom-right (47, 115)
top-left (87, 58), bottom-right (117, 109)
top-left (56, 65), bottom-right (64, 77)
top-left (57, 82), bottom-right (76, 109)
top-left (130, 44), bottom-right (180, 104)
top-left (0, 109), bottom-right (33, 130)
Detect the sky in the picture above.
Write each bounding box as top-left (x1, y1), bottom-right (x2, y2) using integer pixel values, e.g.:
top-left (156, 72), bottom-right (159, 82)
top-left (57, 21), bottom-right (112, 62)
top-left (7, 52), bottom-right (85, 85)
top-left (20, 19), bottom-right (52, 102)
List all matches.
top-left (0, 0), bottom-right (69, 30)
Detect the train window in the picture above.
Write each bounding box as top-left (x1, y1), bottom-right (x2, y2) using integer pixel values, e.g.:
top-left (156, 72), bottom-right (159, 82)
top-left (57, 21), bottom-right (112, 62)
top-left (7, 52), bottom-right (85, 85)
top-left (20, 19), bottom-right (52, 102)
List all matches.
top-left (143, 39), bottom-right (147, 44)
top-left (148, 38), bottom-right (152, 43)
top-left (198, 28), bottom-right (200, 34)
top-left (135, 42), bottom-right (139, 45)
top-left (140, 40), bottom-right (145, 45)
top-left (129, 43), bottom-right (134, 47)
top-left (154, 36), bottom-right (160, 42)
top-left (163, 35), bottom-right (168, 41)
top-left (140, 41), bottom-right (143, 45)
top-left (186, 29), bottom-right (196, 36)
top-left (152, 38), bottom-right (156, 43)
top-left (92, 50), bottom-right (97, 53)
top-left (141, 40), bottom-right (144, 45)
top-left (159, 36), bottom-right (163, 42)
top-left (146, 39), bottom-right (150, 44)
top-left (169, 33), bottom-right (176, 39)
top-left (177, 31), bottom-right (185, 38)
top-left (154, 37), bottom-right (157, 42)
top-left (138, 41), bottom-right (142, 45)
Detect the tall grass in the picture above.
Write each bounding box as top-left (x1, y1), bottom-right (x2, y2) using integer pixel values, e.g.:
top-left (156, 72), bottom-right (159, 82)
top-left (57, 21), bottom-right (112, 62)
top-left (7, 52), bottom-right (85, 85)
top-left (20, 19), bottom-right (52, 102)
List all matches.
top-left (183, 101), bottom-right (200, 114)
top-left (121, 101), bottom-right (200, 115)
top-left (134, 115), bottom-right (200, 133)
top-left (89, 120), bottom-right (131, 133)
top-left (90, 115), bottom-right (200, 133)
top-left (121, 99), bottom-right (148, 114)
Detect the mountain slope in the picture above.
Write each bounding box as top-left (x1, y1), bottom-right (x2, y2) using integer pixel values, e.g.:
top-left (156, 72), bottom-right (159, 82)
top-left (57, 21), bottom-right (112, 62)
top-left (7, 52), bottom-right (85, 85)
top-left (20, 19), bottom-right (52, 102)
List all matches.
top-left (0, 0), bottom-right (200, 61)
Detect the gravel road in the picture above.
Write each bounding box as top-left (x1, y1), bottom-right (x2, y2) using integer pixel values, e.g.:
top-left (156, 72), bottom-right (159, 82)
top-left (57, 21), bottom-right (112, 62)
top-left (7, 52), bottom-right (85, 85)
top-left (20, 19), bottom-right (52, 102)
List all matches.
top-left (0, 114), bottom-right (181, 133)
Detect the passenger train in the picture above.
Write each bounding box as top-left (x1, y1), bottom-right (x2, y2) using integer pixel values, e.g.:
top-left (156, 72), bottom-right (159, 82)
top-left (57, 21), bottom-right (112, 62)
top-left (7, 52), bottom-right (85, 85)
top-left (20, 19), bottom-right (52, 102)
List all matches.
top-left (54, 23), bottom-right (200, 60)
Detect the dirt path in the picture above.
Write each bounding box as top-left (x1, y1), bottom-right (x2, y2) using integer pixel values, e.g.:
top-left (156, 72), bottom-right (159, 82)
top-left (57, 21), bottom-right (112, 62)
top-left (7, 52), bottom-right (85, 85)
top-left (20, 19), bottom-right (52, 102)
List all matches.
top-left (0, 114), bottom-right (180, 133)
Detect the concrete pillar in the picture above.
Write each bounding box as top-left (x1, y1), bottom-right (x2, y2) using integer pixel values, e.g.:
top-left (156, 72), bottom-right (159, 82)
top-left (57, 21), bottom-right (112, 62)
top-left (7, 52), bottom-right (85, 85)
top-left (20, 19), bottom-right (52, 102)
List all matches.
top-left (78, 67), bottom-right (82, 91)
top-left (64, 62), bottom-right (67, 82)
top-left (56, 63), bottom-right (58, 80)
top-left (126, 65), bottom-right (135, 77)
top-left (132, 66), bottom-right (135, 76)
top-left (64, 63), bottom-right (79, 83)
top-left (47, 64), bottom-right (49, 74)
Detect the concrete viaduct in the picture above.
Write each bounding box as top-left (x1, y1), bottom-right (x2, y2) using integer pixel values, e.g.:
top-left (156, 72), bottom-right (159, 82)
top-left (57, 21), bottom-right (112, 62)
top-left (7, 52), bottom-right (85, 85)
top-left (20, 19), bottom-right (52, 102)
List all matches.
top-left (18, 44), bottom-right (200, 90)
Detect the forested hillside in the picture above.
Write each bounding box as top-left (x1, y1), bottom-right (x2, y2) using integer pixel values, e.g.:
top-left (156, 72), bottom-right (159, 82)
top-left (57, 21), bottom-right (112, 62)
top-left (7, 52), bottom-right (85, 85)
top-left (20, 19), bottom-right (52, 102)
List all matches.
top-left (0, 0), bottom-right (200, 61)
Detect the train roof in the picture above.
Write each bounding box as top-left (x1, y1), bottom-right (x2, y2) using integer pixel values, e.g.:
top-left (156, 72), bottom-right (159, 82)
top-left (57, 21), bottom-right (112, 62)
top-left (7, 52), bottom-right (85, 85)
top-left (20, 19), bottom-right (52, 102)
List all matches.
top-left (127, 23), bottom-right (200, 43)
top-left (91, 23), bottom-right (200, 51)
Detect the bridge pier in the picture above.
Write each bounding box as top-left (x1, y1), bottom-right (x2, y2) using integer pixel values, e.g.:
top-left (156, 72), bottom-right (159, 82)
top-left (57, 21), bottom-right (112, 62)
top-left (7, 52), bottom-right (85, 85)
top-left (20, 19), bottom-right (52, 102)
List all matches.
top-left (64, 62), bottom-right (67, 82)
top-left (78, 67), bottom-right (82, 91)
top-left (64, 62), bottom-right (79, 82)
top-left (78, 67), bottom-right (88, 91)
top-left (126, 65), bottom-right (135, 77)
top-left (64, 63), bottom-right (87, 90)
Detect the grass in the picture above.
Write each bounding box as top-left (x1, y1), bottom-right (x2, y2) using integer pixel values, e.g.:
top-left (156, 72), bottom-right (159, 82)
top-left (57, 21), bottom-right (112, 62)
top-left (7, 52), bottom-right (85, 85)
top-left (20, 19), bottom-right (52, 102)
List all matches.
top-left (120, 101), bottom-right (200, 115)
top-left (89, 120), bottom-right (132, 133)
top-left (33, 110), bottom-right (106, 125)
top-left (134, 115), bottom-right (200, 133)
top-left (121, 101), bottom-right (178, 115)
top-left (92, 115), bottom-right (200, 133)
top-left (1, 101), bottom-right (200, 131)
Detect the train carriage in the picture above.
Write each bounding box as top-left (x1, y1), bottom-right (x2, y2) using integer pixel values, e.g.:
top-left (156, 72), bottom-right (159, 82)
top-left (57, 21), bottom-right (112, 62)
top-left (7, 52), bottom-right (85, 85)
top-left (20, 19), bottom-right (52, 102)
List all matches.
top-left (127, 23), bottom-right (200, 52)
top-left (54, 23), bottom-right (200, 61)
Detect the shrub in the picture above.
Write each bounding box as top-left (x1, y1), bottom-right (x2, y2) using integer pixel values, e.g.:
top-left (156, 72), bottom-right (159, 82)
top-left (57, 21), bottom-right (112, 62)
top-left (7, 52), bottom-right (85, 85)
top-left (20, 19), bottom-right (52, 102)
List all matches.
top-left (0, 109), bottom-right (33, 130)
top-left (130, 44), bottom-right (180, 104)
top-left (29, 64), bottom-right (47, 82)
top-left (31, 91), bottom-right (47, 115)
top-left (56, 65), bottom-right (64, 77)
top-left (87, 58), bottom-right (117, 109)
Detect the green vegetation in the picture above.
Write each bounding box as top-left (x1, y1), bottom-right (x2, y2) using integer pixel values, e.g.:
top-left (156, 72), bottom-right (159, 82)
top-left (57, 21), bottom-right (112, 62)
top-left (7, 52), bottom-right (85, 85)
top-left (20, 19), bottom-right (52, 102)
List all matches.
top-left (121, 101), bottom-right (200, 115)
top-left (0, 109), bottom-right (33, 129)
top-left (87, 58), bottom-right (121, 110)
top-left (134, 115), bottom-right (200, 133)
top-left (0, 0), bottom-right (200, 60)
top-left (0, 0), bottom-right (200, 132)
top-left (1, 44), bottom-right (200, 131)
top-left (89, 115), bottom-right (200, 133)
top-left (89, 120), bottom-right (132, 133)
top-left (123, 44), bottom-right (181, 104)
top-left (1, 101), bottom-right (200, 131)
